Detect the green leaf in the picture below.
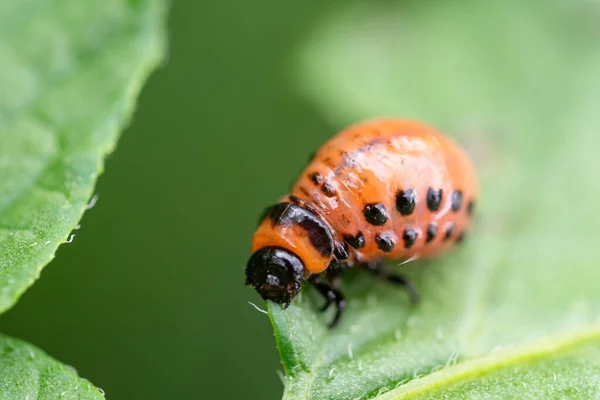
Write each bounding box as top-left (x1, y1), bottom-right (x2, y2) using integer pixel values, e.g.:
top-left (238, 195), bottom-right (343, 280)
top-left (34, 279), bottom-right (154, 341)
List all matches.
top-left (0, 0), bottom-right (166, 313)
top-left (274, 0), bottom-right (600, 398)
top-left (0, 333), bottom-right (104, 399)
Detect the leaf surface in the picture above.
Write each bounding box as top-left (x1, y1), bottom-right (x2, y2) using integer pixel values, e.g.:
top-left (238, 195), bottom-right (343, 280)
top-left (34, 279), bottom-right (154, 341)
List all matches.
top-left (0, 0), bottom-right (166, 313)
top-left (0, 333), bottom-right (105, 399)
top-left (272, 1), bottom-right (600, 398)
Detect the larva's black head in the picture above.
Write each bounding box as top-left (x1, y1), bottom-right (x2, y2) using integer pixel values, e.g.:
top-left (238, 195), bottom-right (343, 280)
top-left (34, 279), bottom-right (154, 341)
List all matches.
top-left (245, 246), bottom-right (304, 306)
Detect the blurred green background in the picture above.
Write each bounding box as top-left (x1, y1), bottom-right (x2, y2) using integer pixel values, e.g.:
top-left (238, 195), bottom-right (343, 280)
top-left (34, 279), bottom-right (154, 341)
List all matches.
top-left (0, 1), bottom-right (344, 399)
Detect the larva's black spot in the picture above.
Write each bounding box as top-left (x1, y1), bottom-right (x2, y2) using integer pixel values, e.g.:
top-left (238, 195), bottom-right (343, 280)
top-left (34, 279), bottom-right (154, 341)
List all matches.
top-left (363, 203), bottom-right (389, 226)
top-left (402, 229), bottom-right (417, 249)
top-left (396, 189), bottom-right (416, 216)
top-left (267, 202), bottom-right (334, 257)
top-left (444, 222), bottom-right (455, 240)
top-left (375, 233), bottom-right (395, 252)
top-left (467, 200), bottom-right (475, 216)
top-left (321, 182), bottom-right (337, 197)
top-left (343, 231), bottom-right (365, 249)
top-left (308, 172), bottom-right (323, 185)
top-left (427, 188), bottom-right (443, 212)
top-left (426, 223), bottom-right (437, 243)
top-left (456, 231), bottom-right (466, 244)
top-left (451, 190), bottom-right (463, 212)
top-left (334, 242), bottom-right (349, 260)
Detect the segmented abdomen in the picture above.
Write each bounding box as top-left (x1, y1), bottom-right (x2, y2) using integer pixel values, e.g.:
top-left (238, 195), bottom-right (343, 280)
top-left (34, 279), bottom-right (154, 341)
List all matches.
top-left (291, 119), bottom-right (477, 264)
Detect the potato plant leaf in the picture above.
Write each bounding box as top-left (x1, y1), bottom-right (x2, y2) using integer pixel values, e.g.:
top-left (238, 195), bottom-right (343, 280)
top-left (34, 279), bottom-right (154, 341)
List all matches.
top-left (0, 334), bottom-right (105, 399)
top-left (0, 0), bottom-right (166, 313)
top-left (271, 0), bottom-right (600, 398)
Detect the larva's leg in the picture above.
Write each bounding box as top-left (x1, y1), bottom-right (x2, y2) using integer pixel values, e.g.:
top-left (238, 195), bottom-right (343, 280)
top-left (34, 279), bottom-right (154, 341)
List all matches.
top-left (310, 275), bottom-right (346, 328)
top-left (363, 261), bottom-right (420, 304)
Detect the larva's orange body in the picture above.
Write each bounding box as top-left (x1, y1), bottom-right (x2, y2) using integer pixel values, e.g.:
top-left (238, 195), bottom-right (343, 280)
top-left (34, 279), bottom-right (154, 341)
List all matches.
top-left (246, 119), bottom-right (477, 327)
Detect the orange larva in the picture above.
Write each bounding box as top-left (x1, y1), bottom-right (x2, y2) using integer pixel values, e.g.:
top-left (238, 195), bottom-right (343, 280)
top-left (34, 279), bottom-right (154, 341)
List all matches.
top-left (246, 119), bottom-right (477, 327)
